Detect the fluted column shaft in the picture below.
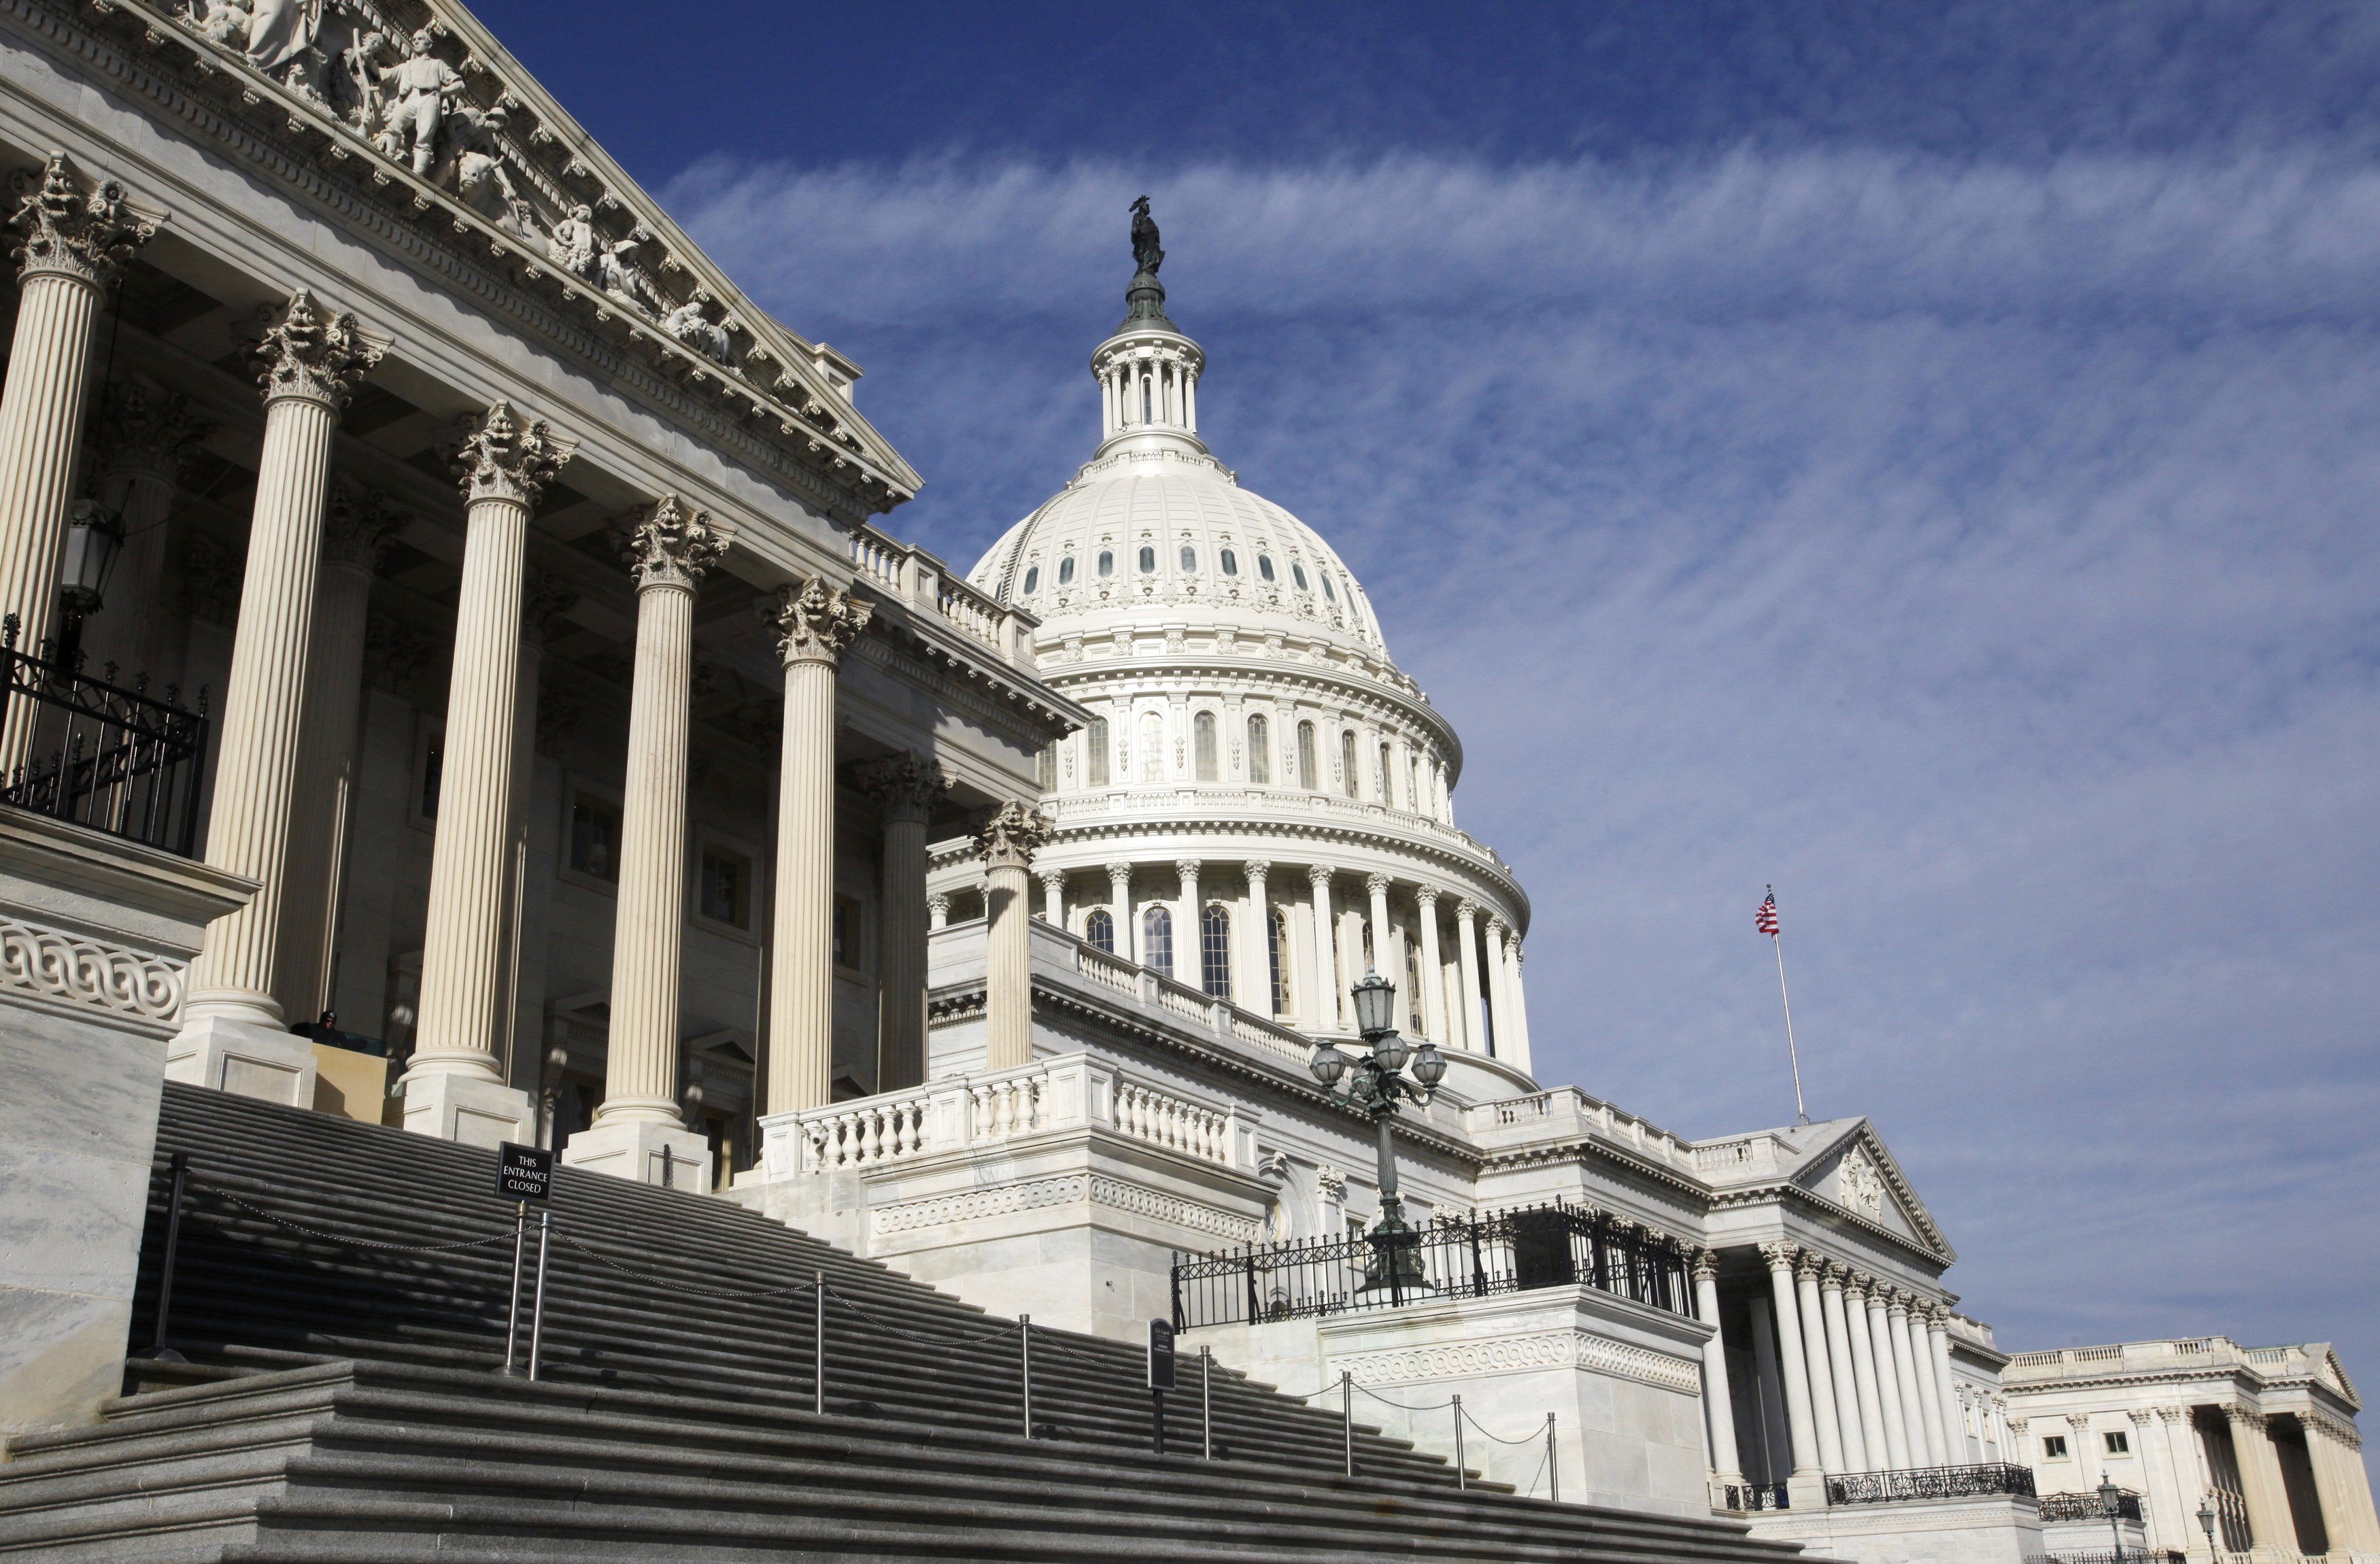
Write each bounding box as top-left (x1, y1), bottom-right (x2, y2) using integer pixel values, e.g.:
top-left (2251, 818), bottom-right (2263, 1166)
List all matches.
top-left (411, 405), bottom-right (569, 1095)
top-left (1308, 866), bottom-right (1338, 1028)
top-left (2227, 1408), bottom-right (2296, 1556)
top-left (1795, 1257), bottom-right (1846, 1474)
top-left (1819, 1269), bottom-right (1871, 1471)
top-left (1843, 1282), bottom-right (1892, 1467)
top-left (1239, 862), bottom-right (1272, 1011)
top-left (1925, 1311), bottom-right (1964, 1462)
top-left (1761, 1246), bottom-right (1821, 1477)
top-left (1865, 1289), bottom-right (1913, 1467)
top-left (1414, 888), bottom-right (1446, 1042)
top-left (1365, 873), bottom-right (1393, 984)
top-left (1484, 917), bottom-right (1512, 1056)
top-left (1694, 1255), bottom-right (1744, 1484)
top-left (1888, 1297), bottom-right (1939, 1465)
top-left (978, 802), bottom-right (1051, 1070)
top-left (1455, 900), bottom-right (1487, 1053)
top-left (862, 755), bottom-right (940, 1094)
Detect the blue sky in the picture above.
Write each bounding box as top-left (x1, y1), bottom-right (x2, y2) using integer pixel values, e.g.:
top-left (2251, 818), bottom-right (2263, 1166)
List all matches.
top-left (480, 1), bottom-right (2380, 1461)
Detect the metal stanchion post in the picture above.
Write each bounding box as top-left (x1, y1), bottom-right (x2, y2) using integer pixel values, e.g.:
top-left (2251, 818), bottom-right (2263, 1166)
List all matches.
top-left (502, 1200), bottom-right (528, 1376)
top-left (813, 1269), bottom-right (824, 1414)
top-left (1200, 1346), bottom-right (1212, 1459)
top-left (1342, 1371), bottom-right (1354, 1476)
top-left (1546, 1412), bottom-right (1559, 1502)
top-left (147, 1151), bottom-right (189, 1363)
top-left (1453, 1394), bottom-right (1465, 1491)
top-left (1020, 1314), bottom-right (1032, 1438)
top-left (526, 1209), bottom-right (551, 1380)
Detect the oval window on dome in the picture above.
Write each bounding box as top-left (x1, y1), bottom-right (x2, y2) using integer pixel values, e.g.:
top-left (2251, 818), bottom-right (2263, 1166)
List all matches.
top-left (1258, 555), bottom-right (1276, 582)
top-left (1058, 556), bottom-right (1075, 585)
top-left (1179, 545), bottom-right (1197, 573)
top-left (1022, 566), bottom-right (1040, 595)
top-left (1139, 545), bottom-right (1157, 573)
top-left (1098, 549), bottom-right (1114, 578)
top-left (1220, 548), bottom-right (1239, 576)
top-left (1292, 562), bottom-right (1310, 591)
top-left (1321, 573), bottom-right (1336, 602)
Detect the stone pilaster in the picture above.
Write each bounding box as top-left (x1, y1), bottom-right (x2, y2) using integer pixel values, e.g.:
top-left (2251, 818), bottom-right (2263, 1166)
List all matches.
top-left (1819, 1263), bottom-right (1871, 1471)
top-left (1758, 1242), bottom-right (1823, 1484)
top-left (1414, 885), bottom-right (1447, 1044)
top-left (976, 800), bottom-right (1051, 1070)
top-left (271, 481), bottom-right (401, 1028)
top-left (1793, 1252), bottom-right (1846, 1474)
top-left (858, 752), bottom-right (942, 1093)
top-left (1693, 1251), bottom-right (1744, 1486)
top-left (1455, 898), bottom-right (1487, 1054)
top-left (762, 575), bottom-right (872, 1113)
top-left (566, 498), bottom-right (724, 1185)
top-left (80, 375), bottom-right (212, 682)
top-left (403, 401), bottom-right (571, 1144)
top-left (0, 155), bottom-right (157, 738)
top-left (1308, 864), bottom-right (1338, 1030)
top-left (169, 291), bottom-right (380, 1106)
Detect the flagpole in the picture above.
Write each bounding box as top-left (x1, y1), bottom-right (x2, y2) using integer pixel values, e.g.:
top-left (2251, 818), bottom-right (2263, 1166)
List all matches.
top-left (1771, 929), bottom-right (1807, 1125)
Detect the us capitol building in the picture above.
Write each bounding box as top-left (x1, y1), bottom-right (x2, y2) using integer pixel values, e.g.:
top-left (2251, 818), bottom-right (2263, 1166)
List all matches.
top-left (0, 2), bottom-right (2368, 1562)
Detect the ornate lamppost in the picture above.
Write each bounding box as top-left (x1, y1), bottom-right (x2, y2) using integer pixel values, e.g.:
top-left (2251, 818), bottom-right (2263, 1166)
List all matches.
top-left (2097, 1476), bottom-right (2128, 1564)
top-left (1307, 970), bottom-right (1446, 1299)
top-left (2196, 1497), bottom-right (2221, 1564)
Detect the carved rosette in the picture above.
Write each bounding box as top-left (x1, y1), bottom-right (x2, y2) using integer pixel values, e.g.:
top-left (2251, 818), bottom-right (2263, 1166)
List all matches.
top-left (619, 495), bottom-right (726, 592)
top-left (7, 154), bottom-right (156, 286)
top-left (521, 571), bottom-right (580, 645)
top-left (766, 573), bottom-right (874, 667)
top-left (87, 377), bottom-right (214, 481)
top-left (250, 290), bottom-right (383, 409)
top-left (453, 400), bottom-right (574, 507)
top-left (320, 481), bottom-right (404, 570)
top-left (974, 800), bottom-right (1053, 870)
top-left (855, 753), bottom-right (947, 823)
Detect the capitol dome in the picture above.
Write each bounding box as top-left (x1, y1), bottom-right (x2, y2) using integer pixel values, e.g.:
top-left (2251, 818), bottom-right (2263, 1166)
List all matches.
top-left (934, 246), bottom-right (1540, 1096)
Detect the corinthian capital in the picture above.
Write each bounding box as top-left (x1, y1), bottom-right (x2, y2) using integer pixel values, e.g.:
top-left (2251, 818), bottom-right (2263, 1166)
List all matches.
top-left (1455, 898), bottom-right (1480, 921)
top-left (1758, 1240), bottom-right (1799, 1272)
top-left (8, 154), bottom-right (156, 286)
top-left (453, 400), bottom-right (575, 507)
top-left (1690, 1248), bottom-right (1721, 1282)
top-left (250, 290), bottom-right (383, 409)
top-left (1365, 872), bottom-right (1391, 896)
top-left (974, 800), bottom-right (1053, 870)
top-left (320, 481), bottom-right (405, 570)
top-left (855, 752), bottom-right (947, 821)
top-left (766, 573), bottom-right (873, 666)
top-left (88, 377), bottom-right (213, 481)
top-left (620, 495), bottom-right (726, 591)
top-left (1795, 1250), bottom-right (1824, 1281)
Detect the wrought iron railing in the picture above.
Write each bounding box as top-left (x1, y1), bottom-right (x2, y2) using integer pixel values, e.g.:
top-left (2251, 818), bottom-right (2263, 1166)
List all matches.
top-left (1170, 1200), bottom-right (1694, 1329)
top-left (1722, 1482), bottom-right (1790, 1511)
top-left (0, 619), bottom-right (207, 856)
top-left (1826, 1463), bottom-right (2039, 1506)
top-left (2040, 1491), bottom-right (2145, 1523)
top-left (2026, 1552), bottom-right (2184, 1564)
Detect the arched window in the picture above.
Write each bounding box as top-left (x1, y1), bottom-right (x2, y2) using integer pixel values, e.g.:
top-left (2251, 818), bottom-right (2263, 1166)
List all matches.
top-left (1142, 378), bottom-right (1153, 424)
top-left (1220, 548), bottom-right (1238, 576)
top-left (1378, 742), bottom-right (1394, 804)
top-left (1180, 545), bottom-right (1197, 573)
top-left (1292, 562), bottom-right (1310, 591)
top-left (1142, 904), bottom-right (1173, 976)
top-left (1321, 573), bottom-right (1338, 602)
top-left (1058, 556), bottom-right (1076, 585)
top-left (1138, 545), bottom-right (1157, 573)
top-left (1085, 908), bottom-right (1115, 955)
top-left (1408, 755), bottom-right (1421, 811)
top-left (1297, 721), bottom-right (1319, 791)
top-left (1200, 904), bottom-right (1231, 998)
top-left (1022, 566), bottom-right (1039, 595)
top-left (1340, 730), bottom-right (1359, 798)
top-left (1138, 712), bottom-right (1165, 783)
top-left (1085, 718), bottom-right (1110, 787)
top-left (1246, 714), bottom-right (1270, 783)
top-left (1193, 711), bottom-right (1218, 781)
top-left (1258, 554), bottom-right (1276, 582)
top-left (1405, 943), bottom-right (1426, 1034)
top-left (1268, 908), bottom-right (1292, 1015)
top-left (1098, 549), bottom-right (1114, 578)
top-left (1036, 743), bottom-right (1055, 792)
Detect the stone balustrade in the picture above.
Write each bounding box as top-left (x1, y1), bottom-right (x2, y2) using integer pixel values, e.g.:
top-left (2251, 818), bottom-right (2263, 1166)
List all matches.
top-left (847, 525), bottom-right (1036, 666)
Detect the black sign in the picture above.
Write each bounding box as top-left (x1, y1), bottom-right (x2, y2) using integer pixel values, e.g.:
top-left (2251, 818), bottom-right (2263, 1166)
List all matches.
top-left (1147, 1319), bottom-right (1177, 1390)
top-left (496, 1142), bottom-right (554, 1204)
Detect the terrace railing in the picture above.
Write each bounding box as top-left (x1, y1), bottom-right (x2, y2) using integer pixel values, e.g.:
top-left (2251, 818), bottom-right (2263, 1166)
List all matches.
top-left (0, 618), bottom-right (207, 857)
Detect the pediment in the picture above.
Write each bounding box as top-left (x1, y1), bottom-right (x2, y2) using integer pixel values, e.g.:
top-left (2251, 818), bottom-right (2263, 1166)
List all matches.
top-left (94, 0), bottom-right (918, 511)
top-left (1796, 1121), bottom-right (1956, 1263)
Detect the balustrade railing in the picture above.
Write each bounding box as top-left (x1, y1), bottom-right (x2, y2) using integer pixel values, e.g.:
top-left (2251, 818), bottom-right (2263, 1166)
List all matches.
top-left (1824, 1463), bottom-right (2037, 1506)
top-left (0, 621), bottom-right (207, 856)
top-left (846, 526), bottom-right (1032, 666)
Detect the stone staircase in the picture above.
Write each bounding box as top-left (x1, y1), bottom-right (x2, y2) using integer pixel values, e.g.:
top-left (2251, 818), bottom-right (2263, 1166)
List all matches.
top-left (0, 1084), bottom-right (1822, 1562)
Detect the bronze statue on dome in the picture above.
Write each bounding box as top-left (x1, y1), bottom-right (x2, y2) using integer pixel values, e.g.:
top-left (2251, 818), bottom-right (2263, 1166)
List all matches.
top-left (1129, 194), bottom-right (1163, 276)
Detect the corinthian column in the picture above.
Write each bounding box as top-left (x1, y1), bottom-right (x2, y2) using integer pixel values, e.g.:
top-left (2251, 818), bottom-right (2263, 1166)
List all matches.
top-left (0, 155), bottom-right (156, 748)
top-left (169, 292), bottom-right (380, 1106)
top-left (1038, 868), bottom-right (1065, 923)
top-left (1105, 861), bottom-right (1134, 962)
top-left (1414, 886), bottom-right (1446, 1043)
top-left (1820, 1263), bottom-right (1872, 1471)
top-left (1176, 858), bottom-right (1202, 985)
top-left (1924, 1306), bottom-right (1965, 1463)
top-left (1503, 938), bottom-right (1534, 1073)
top-left (566, 498), bottom-right (724, 1185)
top-left (1843, 1276), bottom-right (1893, 1467)
top-left (1238, 860), bottom-right (1272, 1012)
top-left (1865, 1285), bottom-right (1913, 1467)
top-left (272, 481), bottom-right (401, 1027)
top-left (762, 575), bottom-right (872, 1114)
top-left (1455, 900), bottom-right (1487, 1054)
top-left (1308, 865), bottom-right (1338, 1029)
top-left (1365, 872), bottom-right (1394, 992)
top-left (1759, 1243), bottom-right (1823, 1484)
top-left (1693, 1251), bottom-right (1744, 1486)
top-left (80, 376), bottom-right (211, 682)
top-left (1890, 1292), bottom-right (1941, 1465)
top-left (403, 402), bottom-right (571, 1144)
top-left (858, 753), bottom-right (942, 1093)
top-left (977, 800), bottom-right (1052, 1069)
top-left (1795, 1253), bottom-right (1847, 1474)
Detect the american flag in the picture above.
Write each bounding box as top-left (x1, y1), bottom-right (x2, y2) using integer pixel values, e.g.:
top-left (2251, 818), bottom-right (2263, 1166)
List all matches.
top-left (1756, 889), bottom-right (1780, 937)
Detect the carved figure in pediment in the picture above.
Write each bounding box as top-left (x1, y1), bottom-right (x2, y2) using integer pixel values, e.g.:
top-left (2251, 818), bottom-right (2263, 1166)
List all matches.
top-left (184, 0), bottom-right (254, 48)
top-left (597, 225), bottom-right (666, 318)
top-left (443, 102), bottom-right (532, 233)
top-left (368, 29), bottom-right (464, 177)
top-left (662, 288), bottom-right (734, 362)
top-left (547, 203), bottom-right (600, 282)
top-left (246, 0), bottom-right (322, 73)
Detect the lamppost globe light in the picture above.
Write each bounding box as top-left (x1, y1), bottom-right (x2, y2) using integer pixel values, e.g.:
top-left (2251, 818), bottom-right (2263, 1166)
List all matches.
top-left (1372, 1030), bottom-right (1411, 1074)
top-left (1308, 1038), bottom-right (1350, 1087)
top-left (2196, 1500), bottom-right (2218, 1552)
top-left (57, 496), bottom-right (122, 617)
top-left (1409, 1041), bottom-right (1446, 1088)
top-left (1350, 970), bottom-right (1397, 1040)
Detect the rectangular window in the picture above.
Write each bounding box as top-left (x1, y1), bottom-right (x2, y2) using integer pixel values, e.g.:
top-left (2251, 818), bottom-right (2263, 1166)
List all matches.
top-left (1247, 715), bottom-right (1270, 784)
top-left (1194, 711), bottom-right (1218, 781)
top-left (699, 847), bottom-right (750, 929)
top-left (1297, 721), bottom-right (1318, 791)
top-left (832, 894), bottom-right (863, 972)
top-left (2103, 1431), bottom-right (2129, 1456)
top-left (1087, 718), bottom-right (1110, 786)
top-left (1340, 730), bottom-right (1359, 798)
top-left (1267, 909), bottom-right (1289, 1015)
top-left (2042, 1435), bottom-right (2069, 1459)
top-left (568, 793), bottom-right (621, 881)
top-left (1036, 743), bottom-right (1057, 791)
top-left (1379, 742), bottom-right (1394, 804)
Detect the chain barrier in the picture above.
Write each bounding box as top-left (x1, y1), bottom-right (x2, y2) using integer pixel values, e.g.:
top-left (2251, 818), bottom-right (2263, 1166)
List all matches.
top-left (204, 1188), bottom-right (516, 1253)
top-left (547, 1229), bottom-right (823, 1302)
top-left (825, 1282), bottom-right (1024, 1348)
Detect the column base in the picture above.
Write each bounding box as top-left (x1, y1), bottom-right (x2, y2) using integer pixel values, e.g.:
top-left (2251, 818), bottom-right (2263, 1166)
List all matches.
top-left (562, 1118), bottom-right (712, 1190)
top-left (1786, 1472), bottom-right (1831, 1512)
top-left (165, 1013), bottom-right (318, 1107)
top-left (400, 1070), bottom-right (534, 1149)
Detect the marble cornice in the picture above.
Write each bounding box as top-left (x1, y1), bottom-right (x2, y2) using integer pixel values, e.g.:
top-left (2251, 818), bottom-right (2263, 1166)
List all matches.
top-left (1477, 1137), bottom-right (1710, 1202)
top-left (853, 623), bottom-right (1083, 746)
top-left (1047, 657), bottom-right (1462, 763)
top-left (9, 0), bottom-right (907, 525)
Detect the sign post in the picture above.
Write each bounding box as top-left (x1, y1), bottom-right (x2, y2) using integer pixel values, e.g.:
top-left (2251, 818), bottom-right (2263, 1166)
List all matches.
top-left (496, 1143), bottom-right (554, 1377)
top-left (1147, 1318), bottom-right (1177, 1457)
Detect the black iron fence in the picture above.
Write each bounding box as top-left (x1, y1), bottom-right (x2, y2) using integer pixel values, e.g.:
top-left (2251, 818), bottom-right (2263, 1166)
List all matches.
top-left (1170, 1200), bottom-right (1695, 1330)
top-left (2026, 1552), bottom-right (2183, 1564)
top-left (0, 617), bottom-right (207, 855)
top-left (2039, 1491), bottom-right (2145, 1523)
top-left (1722, 1482), bottom-right (1790, 1511)
top-left (1826, 1463), bottom-right (2038, 1506)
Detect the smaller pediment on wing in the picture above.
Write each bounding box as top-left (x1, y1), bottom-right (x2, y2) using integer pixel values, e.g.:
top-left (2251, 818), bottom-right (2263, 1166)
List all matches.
top-left (1789, 1119), bottom-right (1957, 1264)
